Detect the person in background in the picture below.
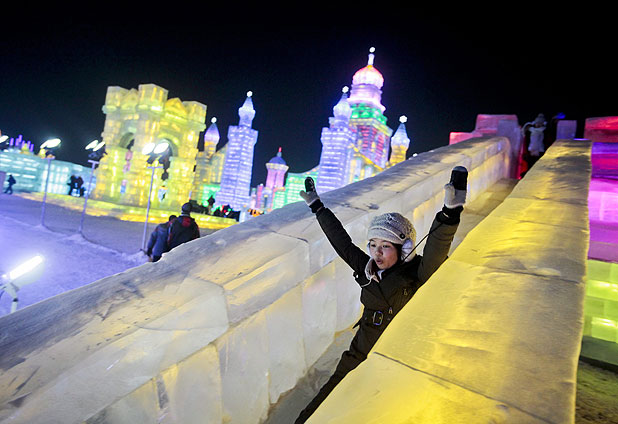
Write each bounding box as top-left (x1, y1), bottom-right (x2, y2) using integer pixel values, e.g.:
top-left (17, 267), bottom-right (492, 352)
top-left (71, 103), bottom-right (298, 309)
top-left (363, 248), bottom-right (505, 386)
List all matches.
top-left (168, 202), bottom-right (200, 250)
top-left (295, 167), bottom-right (466, 423)
top-left (75, 175), bottom-right (84, 197)
top-left (67, 175), bottom-right (76, 195)
top-left (4, 174), bottom-right (16, 194)
top-left (146, 215), bottom-right (177, 262)
top-left (521, 113), bottom-right (547, 175)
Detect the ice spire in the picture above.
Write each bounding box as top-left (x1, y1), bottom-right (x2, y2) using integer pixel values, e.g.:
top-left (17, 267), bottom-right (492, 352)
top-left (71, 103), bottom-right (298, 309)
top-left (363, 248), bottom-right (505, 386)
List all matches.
top-left (333, 86), bottom-right (351, 120)
top-left (204, 117), bottom-right (220, 144)
top-left (238, 91), bottom-right (256, 127)
top-left (391, 116), bottom-right (410, 147)
top-left (368, 46), bottom-right (375, 66)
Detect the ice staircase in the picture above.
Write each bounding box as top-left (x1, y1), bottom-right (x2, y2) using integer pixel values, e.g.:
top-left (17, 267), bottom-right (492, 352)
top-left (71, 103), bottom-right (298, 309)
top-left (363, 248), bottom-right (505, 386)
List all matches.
top-left (0, 137), bottom-right (591, 424)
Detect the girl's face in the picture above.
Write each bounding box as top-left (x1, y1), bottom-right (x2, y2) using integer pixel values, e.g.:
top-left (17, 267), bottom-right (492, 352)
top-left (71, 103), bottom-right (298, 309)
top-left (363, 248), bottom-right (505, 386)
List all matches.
top-left (368, 238), bottom-right (399, 270)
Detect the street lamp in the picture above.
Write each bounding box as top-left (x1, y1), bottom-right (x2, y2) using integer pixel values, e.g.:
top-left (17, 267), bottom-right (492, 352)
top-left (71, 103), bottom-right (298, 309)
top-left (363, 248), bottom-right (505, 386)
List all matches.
top-left (0, 134), bottom-right (9, 152)
top-left (140, 141), bottom-right (168, 251)
top-left (40, 138), bottom-right (61, 227)
top-left (78, 140), bottom-right (106, 234)
top-left (1, 255), bottom-right (45, 313)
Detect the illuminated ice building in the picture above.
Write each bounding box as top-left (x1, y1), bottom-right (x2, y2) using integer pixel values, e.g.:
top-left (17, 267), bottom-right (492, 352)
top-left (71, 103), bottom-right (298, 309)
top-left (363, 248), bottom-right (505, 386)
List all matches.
top-left (252, 148), bottom-right (289, 211)
top-left (252, 47), bottom-right (411, 212)
top-left (215, 92), bottom-right (259, 210)
top-left (91, 84), bottom-right (207, 210)
top-left (192, 117), bottom-right (226, 206)
top-left (2, 49), bottom-right (409, 222)
top-left (0, 136), bottom-right (94, 195)
top-left (91, 85), bottom-right (257, 214)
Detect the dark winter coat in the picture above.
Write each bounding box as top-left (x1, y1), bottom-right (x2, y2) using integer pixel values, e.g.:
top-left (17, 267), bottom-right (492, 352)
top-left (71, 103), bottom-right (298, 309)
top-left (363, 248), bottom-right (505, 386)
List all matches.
top-left (295, 206), bottom-right (460, 423)
top-left (316, 207), bottom-right (459, 338)
top-left (167, 214), bottom-right (200, 249)
top-left (146, 222), bottom-right (171, 258)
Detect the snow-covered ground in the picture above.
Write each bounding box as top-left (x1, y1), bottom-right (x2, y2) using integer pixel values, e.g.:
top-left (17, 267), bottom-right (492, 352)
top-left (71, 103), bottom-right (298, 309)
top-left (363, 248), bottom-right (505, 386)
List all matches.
top-left (0, 192), bottom-right (212, 316)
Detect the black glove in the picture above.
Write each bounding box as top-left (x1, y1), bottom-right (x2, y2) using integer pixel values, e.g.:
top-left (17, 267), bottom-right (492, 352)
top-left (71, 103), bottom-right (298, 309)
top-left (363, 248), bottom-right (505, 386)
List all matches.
top-left (439, 166), bottom-right (467, 224)
top-left (299, 177), bottom-right (324, 214)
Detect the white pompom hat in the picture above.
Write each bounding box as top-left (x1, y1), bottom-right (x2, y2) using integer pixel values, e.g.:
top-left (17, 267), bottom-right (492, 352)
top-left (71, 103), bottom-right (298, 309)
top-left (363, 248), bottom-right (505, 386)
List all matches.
top-left (367, 212), bottom-right (416, 262)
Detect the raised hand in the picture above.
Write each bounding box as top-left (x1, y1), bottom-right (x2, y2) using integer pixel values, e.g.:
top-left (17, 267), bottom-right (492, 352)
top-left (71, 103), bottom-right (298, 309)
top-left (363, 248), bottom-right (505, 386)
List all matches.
top-left (299, 177), bottom-right (324, 213)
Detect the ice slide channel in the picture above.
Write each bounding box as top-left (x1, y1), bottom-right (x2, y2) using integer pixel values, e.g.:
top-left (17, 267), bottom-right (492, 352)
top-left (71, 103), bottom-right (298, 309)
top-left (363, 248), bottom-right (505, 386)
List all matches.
top-left (0, 137), bottom-right (590, 423)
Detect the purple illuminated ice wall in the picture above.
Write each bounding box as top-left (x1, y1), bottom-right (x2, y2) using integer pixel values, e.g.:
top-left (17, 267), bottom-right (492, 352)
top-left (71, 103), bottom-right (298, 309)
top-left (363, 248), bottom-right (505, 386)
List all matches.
top-left (588, 141), bottom-right (618, 263)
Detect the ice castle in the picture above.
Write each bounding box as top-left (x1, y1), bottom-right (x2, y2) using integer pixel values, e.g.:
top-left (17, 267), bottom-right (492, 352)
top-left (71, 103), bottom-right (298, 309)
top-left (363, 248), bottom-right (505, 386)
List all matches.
top-left (0, 48), bottom-right (411, 217)
top-left (251, 47), bottom-right (411, 212)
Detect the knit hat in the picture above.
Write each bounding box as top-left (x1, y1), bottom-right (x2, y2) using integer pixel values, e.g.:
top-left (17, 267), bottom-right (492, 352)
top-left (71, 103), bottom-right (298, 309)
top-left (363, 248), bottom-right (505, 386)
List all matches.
top-left (367, 212), bottom-right (416, 262)
top-left (181, 202), bottom-right (192, 214)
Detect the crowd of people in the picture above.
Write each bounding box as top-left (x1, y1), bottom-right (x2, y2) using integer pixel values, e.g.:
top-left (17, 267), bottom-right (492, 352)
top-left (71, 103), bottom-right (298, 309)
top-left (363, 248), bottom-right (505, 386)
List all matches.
top-left (186, 197), bottom-right (241, 221)
top-left (145, 202), bottom-right (201, 262)
top-left (67, 174), bottom-right (85, 197)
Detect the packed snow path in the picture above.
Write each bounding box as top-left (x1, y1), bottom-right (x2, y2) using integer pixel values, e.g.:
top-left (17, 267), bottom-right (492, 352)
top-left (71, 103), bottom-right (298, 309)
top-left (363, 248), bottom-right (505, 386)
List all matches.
top-left (0, 194), bottom-right (213, 315)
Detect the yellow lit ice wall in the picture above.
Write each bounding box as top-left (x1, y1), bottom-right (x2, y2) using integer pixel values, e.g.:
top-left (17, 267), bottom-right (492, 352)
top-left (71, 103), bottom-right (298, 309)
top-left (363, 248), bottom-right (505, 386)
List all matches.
top-left (584, 259), bottom-right (618, 343)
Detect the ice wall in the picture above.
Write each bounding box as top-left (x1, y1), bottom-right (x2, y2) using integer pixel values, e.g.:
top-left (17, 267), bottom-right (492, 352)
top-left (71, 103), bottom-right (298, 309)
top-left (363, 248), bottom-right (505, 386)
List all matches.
top-left (0, 137), bottom-right (512, 424)
top-left (308, 139), bottom-right (591, 423)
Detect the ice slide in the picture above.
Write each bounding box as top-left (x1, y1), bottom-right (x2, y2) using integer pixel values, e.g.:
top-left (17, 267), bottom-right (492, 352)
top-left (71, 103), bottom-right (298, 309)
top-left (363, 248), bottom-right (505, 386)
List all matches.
top-left (0, 137), bottom-right (590, 423)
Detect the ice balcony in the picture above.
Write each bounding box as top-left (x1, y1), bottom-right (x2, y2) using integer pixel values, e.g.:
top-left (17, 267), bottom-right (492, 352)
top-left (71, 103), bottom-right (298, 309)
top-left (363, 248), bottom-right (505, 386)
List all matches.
top-left (0, 137), bottom-right (590, 423)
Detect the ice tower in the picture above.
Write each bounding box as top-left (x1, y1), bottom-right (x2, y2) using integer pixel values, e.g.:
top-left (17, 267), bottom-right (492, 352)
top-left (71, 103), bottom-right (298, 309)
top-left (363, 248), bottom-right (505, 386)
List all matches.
top-left (254, 148), bottom-right (289, 211)
top-left (348, 47), bottom-right (393, 168)
top-left (192, 117), bottom-right (226, 204)
top-left (389, 116), bottom-right (410, 165)
top-left (217, 92), bottom-right (258, 209)
top-left (265, 147), bottom-right (288, 190)
top-left (317, 87), bottom-right (355, 192)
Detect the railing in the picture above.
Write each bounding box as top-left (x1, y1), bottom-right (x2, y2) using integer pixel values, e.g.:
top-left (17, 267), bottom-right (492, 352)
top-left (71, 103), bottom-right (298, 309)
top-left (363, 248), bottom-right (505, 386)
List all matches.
top-left (0, 136), bottom-right (514, 423)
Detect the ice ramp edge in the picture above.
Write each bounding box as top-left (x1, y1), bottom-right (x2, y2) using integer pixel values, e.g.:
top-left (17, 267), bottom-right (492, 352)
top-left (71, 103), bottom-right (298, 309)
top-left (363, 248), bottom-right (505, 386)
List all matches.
top-left (0, 136), bottom-right (513, 424)
top-left (308, 139), bottom-right (592, 424)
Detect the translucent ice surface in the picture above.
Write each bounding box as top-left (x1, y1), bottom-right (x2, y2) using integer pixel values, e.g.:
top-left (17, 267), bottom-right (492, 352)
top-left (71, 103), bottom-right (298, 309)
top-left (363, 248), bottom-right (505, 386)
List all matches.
top-left (0, 136), bottom-right (517, 423)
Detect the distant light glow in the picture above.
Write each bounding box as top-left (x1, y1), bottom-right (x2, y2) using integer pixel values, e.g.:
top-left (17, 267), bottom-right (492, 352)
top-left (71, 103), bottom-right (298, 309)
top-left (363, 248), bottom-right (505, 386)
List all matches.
top-left (8, 255), bottom-right (44, 281)
top-left (153, 142), bottom-right (169, 155)
top-left (41, 138), bottom-right (61, 149)
top-left (247, 91), bottom-right (253, 97)
top-left (211, 117), bottom-right (217, 123)
top-left (400, 116), bottom-right (408, 123)
top-left (141, 143), bottom-right (155, 155)
top-left (85, 140), bottom-right (99, 150)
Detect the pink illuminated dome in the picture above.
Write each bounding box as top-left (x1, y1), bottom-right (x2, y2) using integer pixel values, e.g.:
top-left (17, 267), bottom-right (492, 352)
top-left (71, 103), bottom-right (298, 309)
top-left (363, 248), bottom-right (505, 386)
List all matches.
top-left (352, 47), bottom-right (384, 89)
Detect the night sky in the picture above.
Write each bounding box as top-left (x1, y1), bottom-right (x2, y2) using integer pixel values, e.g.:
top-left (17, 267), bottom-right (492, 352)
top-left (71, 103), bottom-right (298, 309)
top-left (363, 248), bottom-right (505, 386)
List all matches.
top-left (1, 6), bottom-right (614, 187)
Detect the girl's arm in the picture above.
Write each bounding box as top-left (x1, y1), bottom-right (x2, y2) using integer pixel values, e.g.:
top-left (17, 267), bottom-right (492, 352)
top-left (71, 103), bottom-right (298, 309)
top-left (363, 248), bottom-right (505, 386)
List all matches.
top-left (300, 178), bottom-right (369, 274)
top-left (316, 208), bottom-right (370, 274)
